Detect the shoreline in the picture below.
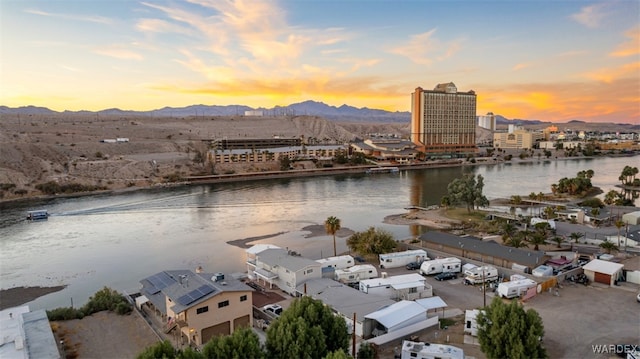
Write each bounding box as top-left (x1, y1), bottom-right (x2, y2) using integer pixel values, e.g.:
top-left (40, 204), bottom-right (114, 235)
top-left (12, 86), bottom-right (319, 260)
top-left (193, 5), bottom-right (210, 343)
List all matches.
top-left (3, 153), bottom-right (633, 207)
top-left (0, 285), bottom-right (66, 310)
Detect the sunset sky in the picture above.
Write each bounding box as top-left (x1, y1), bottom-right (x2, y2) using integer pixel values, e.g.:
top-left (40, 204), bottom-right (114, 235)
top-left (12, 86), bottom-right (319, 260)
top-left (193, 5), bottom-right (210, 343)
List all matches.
top-left (1, 0), bottom-right (638, 123)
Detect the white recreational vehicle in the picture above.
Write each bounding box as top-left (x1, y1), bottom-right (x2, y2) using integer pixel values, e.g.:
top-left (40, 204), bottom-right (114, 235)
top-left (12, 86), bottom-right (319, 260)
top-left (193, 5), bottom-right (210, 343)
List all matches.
top-left (401, 341), bottom-right (464, 359)
top-left (420, 257), bottom-right (462, 276)
top-left (316, 255), bottom-right (355, 270)
top-left (334, 264), bottom-right (378, 284)
top-left (463, 265), bottom-right (499, 285)
top-left (464, 309), bottom-right (484, 337)
top-left (379, 249), bottom-right (428, 269)
top-left (496, 279), bottom-right (537, 299)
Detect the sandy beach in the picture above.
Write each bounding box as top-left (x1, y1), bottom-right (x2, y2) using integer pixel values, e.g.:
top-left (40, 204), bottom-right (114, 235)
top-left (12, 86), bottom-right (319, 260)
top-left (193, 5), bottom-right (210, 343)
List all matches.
top-left (0, 285), bottom-right (66, 310)
top-left (383, 207), bottom-right (461, 229)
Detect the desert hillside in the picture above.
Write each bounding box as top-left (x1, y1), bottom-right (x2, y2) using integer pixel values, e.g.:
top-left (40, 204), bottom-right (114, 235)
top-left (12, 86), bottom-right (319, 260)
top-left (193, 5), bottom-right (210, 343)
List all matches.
top-left (0, 114), bottom-right (415, 200)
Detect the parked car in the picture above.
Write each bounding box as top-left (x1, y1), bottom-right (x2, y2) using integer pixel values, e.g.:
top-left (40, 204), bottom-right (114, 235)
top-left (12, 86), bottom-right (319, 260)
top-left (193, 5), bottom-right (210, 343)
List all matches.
top-left (263, 304), bottom-right (283, 316)
top-left (354, 256), bottom-right (366, 263)
top-left (406, 261), bottom-right (421, 270)
top-left (637, 292), bottom-right (640, 303)
top-left (434, 272), bottom-right (457, 281)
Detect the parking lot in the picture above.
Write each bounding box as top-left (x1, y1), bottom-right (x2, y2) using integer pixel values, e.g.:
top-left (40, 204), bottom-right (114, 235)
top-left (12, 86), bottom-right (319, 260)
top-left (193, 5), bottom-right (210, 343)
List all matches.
top-left (383, 259), bottom-right (640, 359)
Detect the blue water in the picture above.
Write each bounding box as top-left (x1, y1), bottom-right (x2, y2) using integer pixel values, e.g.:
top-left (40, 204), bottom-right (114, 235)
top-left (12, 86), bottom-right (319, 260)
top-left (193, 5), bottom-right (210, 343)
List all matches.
top-left (0, 156), bottom-right (636, 309)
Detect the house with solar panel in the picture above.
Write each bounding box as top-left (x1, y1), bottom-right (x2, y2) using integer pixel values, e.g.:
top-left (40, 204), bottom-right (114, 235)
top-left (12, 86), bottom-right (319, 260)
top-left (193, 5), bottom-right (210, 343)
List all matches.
top-left (139, 269), bottom-right (253, 346)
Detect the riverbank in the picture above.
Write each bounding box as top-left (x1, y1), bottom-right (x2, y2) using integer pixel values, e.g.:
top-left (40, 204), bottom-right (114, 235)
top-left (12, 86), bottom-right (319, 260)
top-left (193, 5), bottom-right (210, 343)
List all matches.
top-left (0, 285), bottom-right (66, 310)
top-left (4, 152), bottom-right (631, 207)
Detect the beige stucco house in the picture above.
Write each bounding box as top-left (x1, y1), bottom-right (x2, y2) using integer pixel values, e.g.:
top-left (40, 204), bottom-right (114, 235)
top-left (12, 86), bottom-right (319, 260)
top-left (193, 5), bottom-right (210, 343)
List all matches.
top-left (140, 270), bottom-right (253, 346)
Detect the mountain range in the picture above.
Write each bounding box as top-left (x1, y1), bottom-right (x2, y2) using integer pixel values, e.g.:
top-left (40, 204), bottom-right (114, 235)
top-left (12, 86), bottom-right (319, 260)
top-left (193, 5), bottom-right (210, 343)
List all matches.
top-left (2, 102), bottom-right (636, 130)
top-left (1, 101), bottom-right (531, 125)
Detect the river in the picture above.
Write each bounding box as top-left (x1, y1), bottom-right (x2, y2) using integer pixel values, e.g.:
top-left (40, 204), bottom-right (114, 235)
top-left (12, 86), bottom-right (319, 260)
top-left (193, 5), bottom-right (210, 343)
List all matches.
top-left (0, 155), bottom-right (637, 310)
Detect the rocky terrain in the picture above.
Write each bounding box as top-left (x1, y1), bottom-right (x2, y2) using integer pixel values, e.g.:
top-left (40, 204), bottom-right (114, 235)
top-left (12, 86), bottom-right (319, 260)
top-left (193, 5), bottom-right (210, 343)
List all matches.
top-left (0, 114), bottom-right (417, 200)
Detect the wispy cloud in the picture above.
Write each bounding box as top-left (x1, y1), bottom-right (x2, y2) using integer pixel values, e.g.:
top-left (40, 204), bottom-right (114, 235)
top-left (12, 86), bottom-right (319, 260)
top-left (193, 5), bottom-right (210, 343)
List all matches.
top-left (93, 46), bottom-right (143, 61)
top-left (389, 29), bottom-right (462, 65)
top-left (582, 62), bottom-right (640, 83)
top-left (136, 18), bottom-right (194, 35)
top-left (25, 8), bottom-right (112, 24)
top-left (610, 26), bottom-right (640, 57)
top-left (570, 3), bottom-right (608, 28)
top-left (512, 63), bottom-right (532, 71)
top-left (139, 0), bottom-right (355, 85)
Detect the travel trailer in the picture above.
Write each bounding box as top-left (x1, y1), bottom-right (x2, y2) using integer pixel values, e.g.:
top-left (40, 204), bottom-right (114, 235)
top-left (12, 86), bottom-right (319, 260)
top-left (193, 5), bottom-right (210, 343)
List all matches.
top-left (379, 249), bottom-right (428, 269)
top-left (420, 257), bottom-right (462, 276)
top-left (401, 340), bottom-right (464, 359)
top-left (316, 255), bottom-right (355, 270)
top-left (497, 279), bottom-right (537, 299)
top-left (334, 264), bottom-right (378, 284)
top-left (463, 265), bottom-right (498, 285)
top-left (464, 309), bottom-right (484, 337)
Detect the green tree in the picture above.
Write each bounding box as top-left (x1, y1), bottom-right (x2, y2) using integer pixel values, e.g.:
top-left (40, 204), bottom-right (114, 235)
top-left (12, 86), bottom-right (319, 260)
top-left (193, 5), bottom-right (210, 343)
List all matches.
top-left (325, 216), bottom-right (342, 257)
top-left (599, 240), bottom-right (618, 254)
top-left (324, 349), bottom-right (351, 359)
top-left (477, 297), bottom-right (547, 359)
top-left (501, 222), bottom-right (518, 244)
top-left (442, 173), bottom-right (489, 212)
top-left (202, 326), bottom-right (264, 359)
top-left (279, 156), bottom-right (291, 170)
top-left (346, 227), bottom-right (396, 256)
top-left (552, 236), bottom-right (564, 248)
top-left (569, 232), bottom-right (583, 243)
top-left (357, 342), bottom-right (375, 359)
top-left (265, 296), bottom-right (349, 359)
top-left (618, 165), bottom-right (639, 186)
top-left (136, 340), bottom-right (178, 359)
top-left (505, 235), bottom-right (528, 249)
top-left (528, 230), bottom-right (547, 251)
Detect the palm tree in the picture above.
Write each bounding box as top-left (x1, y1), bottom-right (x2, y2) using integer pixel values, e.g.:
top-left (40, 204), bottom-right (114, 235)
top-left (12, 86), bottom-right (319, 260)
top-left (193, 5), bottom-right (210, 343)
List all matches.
top-left (528, 231), bottom-right (547, 251)
top-left (506, 236), bottom-right (528, 249)
top-left (552, 236), bottom-right (564, 248)
top-left (614, 220), bottom-right (624, 247)
top-left (569, 232), bottom-right (583, 243)
top-left (325, 216), bottom-right (341, 257)
top-left (599, 240), bottom-right (618, 254)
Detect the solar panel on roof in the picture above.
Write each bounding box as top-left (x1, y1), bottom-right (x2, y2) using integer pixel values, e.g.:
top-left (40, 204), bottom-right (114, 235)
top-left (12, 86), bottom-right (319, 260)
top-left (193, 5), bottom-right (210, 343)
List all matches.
top-left (147, 272), bottom-right (174, 291)
top-left (175, 285), bottom-right (216, 306)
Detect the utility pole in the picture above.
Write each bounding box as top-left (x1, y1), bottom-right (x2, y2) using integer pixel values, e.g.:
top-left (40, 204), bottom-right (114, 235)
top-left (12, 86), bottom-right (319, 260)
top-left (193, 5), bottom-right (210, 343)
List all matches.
top-left (482, 267), bottom-right (486, 307)
top-left (352, 312), bottom-right (357, 357)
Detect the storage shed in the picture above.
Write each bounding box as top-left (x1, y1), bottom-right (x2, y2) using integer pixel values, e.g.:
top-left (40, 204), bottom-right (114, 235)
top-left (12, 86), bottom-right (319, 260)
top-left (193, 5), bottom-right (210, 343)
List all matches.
top-left (622, 211), bottom-right (640, 225)
top-left (582, 259), bottom-right (624, 286)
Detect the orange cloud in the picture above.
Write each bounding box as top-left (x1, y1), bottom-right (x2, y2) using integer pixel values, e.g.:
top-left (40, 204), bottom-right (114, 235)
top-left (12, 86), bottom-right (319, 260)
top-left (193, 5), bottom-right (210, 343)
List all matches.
top-left (610, 25), bottom-right (640, 57)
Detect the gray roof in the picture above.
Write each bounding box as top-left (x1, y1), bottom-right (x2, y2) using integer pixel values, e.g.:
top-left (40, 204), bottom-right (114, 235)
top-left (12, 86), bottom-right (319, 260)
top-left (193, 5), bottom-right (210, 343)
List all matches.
top-left (296, 278), bottom-right (395, 320)
top-left (419, 231), bottom-right (546, 267)
top-left (140, 270), bottom-right (253, 314)
top-left (22, 310), bottom-right (60, 359)
top-left (257, 248), bottom-right (321, 272)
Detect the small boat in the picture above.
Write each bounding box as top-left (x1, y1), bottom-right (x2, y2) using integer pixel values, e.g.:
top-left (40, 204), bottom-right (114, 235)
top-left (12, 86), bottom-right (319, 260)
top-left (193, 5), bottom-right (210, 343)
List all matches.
top-left (26, 210), bottom-right (49, 221)
top-left (366, 166), bottom-right (399, 174)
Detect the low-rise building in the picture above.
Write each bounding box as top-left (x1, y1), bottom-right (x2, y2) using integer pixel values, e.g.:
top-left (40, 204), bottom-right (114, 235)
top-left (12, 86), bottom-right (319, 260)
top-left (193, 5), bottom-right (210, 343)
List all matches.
top-left (1, 306), bottom-right (61, 358)
top-left (418, 231), bottom-right (548, 273)
top-left (249, 248), bottom-right (322, 296)
top-left (296, 278), bottom-right (395, 338)
top-left (359, 273), bottom-right (432, 300)
top-left (582, 259), bottom-right (624, 286)
top-left (139, 270), bottom-right (253, 346)
top-left (350, 138), bottom-right (418, 163)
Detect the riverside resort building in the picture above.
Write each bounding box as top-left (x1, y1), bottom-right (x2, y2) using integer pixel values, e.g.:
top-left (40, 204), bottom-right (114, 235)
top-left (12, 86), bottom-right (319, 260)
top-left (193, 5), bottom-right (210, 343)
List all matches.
top-left (411, 83), bottom-right (477, 157)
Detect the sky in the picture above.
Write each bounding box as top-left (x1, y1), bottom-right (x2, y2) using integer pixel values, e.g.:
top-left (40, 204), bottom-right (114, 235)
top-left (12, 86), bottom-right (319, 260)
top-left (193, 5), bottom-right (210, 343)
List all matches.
top-left (1, 0), bottom-right (639, 124)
